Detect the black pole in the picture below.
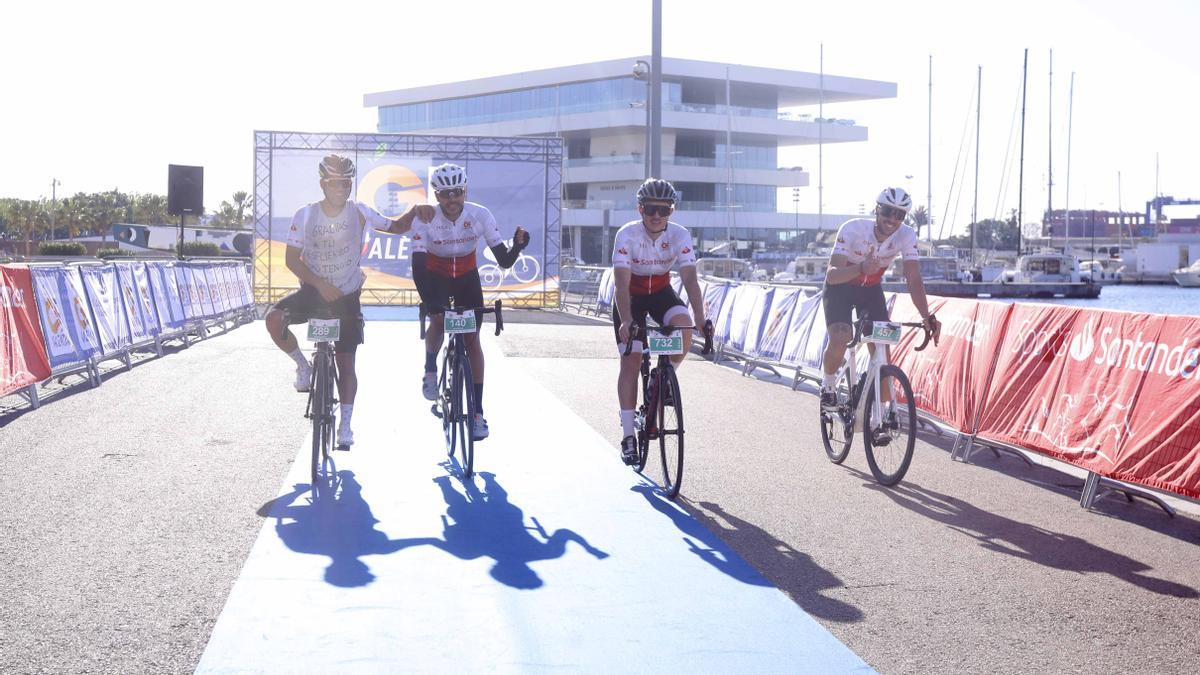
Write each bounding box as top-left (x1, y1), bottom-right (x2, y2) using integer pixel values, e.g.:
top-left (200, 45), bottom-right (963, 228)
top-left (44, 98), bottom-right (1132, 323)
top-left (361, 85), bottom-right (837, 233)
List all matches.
top-left (178, 214), bottom-right (185, 260)
top-left (650, 0), bottom-right (662, 177)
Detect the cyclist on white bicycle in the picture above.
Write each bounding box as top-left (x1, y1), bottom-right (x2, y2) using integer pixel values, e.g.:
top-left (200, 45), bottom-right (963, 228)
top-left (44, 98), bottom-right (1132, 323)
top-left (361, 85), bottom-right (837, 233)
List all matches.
top-left (265, 154), bottom-right (422, 450)
top-left (819, 187), bottom-right (940, 413)
top-left (376, 163), bottom-right (529, 440)
top-left (612, 178), bottom-right (705, 465)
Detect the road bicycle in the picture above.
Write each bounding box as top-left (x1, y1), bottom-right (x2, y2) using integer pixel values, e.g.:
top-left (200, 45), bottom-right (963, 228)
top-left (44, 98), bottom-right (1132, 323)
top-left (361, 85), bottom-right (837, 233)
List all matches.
top-left (285, 309), bottom-right (361, 491)
top-left (820, 315), bottom-right (934, 486)
top-left (420, 299), bottom-right (504, 478)
top-left (624, 318), bottom-right (714, 499)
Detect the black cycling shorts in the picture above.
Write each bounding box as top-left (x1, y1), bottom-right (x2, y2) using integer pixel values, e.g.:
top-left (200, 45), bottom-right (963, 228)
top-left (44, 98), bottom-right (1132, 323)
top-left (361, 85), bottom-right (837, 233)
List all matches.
top-left (822, 282), bottom-right (889, 328)
top-left (418, 268), bottom-right (485, 317)
top-left (612, 285), bottom-right (689, 347)
top-left (273, 285), bottom-right (364, 354)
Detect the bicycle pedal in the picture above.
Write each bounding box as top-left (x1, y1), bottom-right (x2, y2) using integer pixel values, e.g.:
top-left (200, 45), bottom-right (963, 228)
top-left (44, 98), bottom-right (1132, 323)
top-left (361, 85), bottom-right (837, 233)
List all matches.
top-left (431, 404), bottom-right (442, 418)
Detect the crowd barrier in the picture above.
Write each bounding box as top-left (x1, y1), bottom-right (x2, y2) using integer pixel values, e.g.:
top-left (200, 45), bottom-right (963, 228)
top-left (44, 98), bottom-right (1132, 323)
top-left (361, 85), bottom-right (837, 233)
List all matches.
top-left (1, 259), bottom-right (256, 410)
top-left (587, 272), bottom-right (1200, 511)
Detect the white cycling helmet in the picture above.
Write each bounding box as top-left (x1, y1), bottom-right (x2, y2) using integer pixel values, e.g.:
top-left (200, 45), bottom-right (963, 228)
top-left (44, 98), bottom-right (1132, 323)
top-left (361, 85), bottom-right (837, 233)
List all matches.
top-left (430, 163), bottom-right (468, 191)
top-left (318, 154), bottom-right (355, 180)
top-left (636, 177), bottom-right (678, 204)
top-left (876, 186), bottom-right (912, 212)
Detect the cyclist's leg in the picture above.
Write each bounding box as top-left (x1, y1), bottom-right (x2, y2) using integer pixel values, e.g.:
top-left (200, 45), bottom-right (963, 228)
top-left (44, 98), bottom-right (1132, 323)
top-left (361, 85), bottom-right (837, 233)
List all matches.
top-left (423, 272), bottom-right (450, 362)
top-left (455, 270), bottom-right (486, 412)
top-left (821, 283), bottom-right (854, 379)
top-left (267, 285), bottom-right (320, 352)
top-left (650, 287), bottom-right (691, 368)
top-left (861, 285), bottom-right (892, 404)
top-left (331, 290), bottom-right (363, 406)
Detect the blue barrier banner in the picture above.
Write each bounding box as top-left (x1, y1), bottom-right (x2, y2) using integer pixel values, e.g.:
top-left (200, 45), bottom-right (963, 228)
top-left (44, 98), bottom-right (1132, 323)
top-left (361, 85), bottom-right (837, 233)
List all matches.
top-left (741, 287), bottom-right (774, 356)
top-left (727, 285), bottom-right (765, 352)
top-left (80, 265), bottom-right (130, 353)
top-left (238, 265), bottom-right (253, 308)
top-left (700, 281), bottom-right (729, 325)
top-left (30, 266), bottom-right (101, 368)
top-left (753, 287), bottom-right (804, 361)
top-left (205, 265), bottom-right (224, 315)
top-left (115, 263), bottom-right (150, 342)
top-left (597, 268), bottom-right (614, 310)
top-left (713, 282), bottom-right (741, 342)
top-left (777, 288), bottom-right (825, 365)
top-left (199, 264), bottom-right (218, 318)
top-left (177, 266), bottom-right (199, 320)
top-left (147, 262), bottom-right (185, 329)
top-left (214, 265), bottom-right (233, 313)
top-left (131, 263), bottom-right (162, 337)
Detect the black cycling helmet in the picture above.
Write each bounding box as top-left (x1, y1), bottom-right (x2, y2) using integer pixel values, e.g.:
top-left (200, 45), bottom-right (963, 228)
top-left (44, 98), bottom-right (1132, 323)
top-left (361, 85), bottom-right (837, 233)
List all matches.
top-left (318, 154), bottom-right (355, 180)
top-left (636, 177), bottom-right (678, 204)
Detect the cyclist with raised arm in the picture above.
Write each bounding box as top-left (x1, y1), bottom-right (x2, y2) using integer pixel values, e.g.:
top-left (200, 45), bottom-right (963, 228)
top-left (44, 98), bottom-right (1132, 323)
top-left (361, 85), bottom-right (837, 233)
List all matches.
top-left (376, 163), bottom-right (529, 440)
top-left (265, 154), bottom-right (421, 450)
top-left (819, 187), bottom-right (941, 414)
top-left (612, 178), bottom-right (705, 465)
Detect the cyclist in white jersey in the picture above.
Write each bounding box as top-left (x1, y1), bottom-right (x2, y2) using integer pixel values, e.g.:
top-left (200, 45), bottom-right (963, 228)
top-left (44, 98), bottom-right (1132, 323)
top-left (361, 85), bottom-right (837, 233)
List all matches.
top-left (265, 154), bottom-right (422, 450)
top-left (375, 163), bottom-right (529, 441)
top-left (612, 178), bottom-right (705, 465)
top-left (819, 186), bottom-right (941, 411)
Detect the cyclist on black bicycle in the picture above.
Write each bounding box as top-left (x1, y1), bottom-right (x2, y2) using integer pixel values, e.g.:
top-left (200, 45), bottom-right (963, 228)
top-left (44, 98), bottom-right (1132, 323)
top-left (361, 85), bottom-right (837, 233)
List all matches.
top-left (375, 163), bottom-right (529, 440)
top-left (265, 154), bottom-right (422, 450)
top-left (613, 178), bottom-right (705, 465)
top-left (819, 187), bottom-right (941, 414)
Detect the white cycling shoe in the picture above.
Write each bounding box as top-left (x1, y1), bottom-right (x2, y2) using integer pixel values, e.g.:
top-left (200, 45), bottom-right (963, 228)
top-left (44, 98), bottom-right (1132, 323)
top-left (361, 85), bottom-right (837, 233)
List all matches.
top-left (472, 414), bottom-right (490, 441)
top-left (422, 372), bottom-right (438, 401)
top-left (294, 362), bottom-right (312, 392)
top-left (336, 425), bottom-right (354, 450)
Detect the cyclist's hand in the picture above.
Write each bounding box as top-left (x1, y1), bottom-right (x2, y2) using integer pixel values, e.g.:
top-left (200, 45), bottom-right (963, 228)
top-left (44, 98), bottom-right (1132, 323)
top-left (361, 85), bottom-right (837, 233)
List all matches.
top-left (862, 253), bottom-right (885, 275)
top-left (317, 282), bottom-right (343, 304)
top-left (618, 320), bottom-right (633, 346)
top-left (415, 204), bottom-right (436, 223)
top-left (925, 314), bottom-right (942, 346)
top-left (512, 226), bottom-right (530, 251)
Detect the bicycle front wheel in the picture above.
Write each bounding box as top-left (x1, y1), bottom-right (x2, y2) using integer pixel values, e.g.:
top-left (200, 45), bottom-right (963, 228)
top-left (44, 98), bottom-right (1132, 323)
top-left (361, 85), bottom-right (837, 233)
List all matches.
top-left (820, 369), bottom-right (854, 464)
top-left (457, 356), bottom-right (476, 478)
top-left (310, 350), bottom-right (329, 487)
top-left (657, 366), bottom-right (684, 499)
top-left (441, 349), bottom-right (455, 456)
top-left (862, 364), bottom-right (917, 486)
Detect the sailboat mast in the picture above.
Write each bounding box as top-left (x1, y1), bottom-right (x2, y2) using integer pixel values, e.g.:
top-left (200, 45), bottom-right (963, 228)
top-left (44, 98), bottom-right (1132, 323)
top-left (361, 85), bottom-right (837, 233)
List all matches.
top-left (927, 54), bottom-right (933, 244)
top-left (1065, 71), bottom-right (1075, 252)
top-left (1048, 49), bottom-right (1054, 248)
top-left (972, 65), bottom-right (981, 263)
top-left (1117, 170), bottom-right (1123, 254)
top-left (818, 43), bottom-right (824, 236)
top-left (1018, 48), bottom-right (1028, 255)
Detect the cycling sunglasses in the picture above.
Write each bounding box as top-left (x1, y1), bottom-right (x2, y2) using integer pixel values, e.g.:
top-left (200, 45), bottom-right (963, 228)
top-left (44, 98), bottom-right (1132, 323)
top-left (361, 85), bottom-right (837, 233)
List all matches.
top-left (435, 188), bottom-right (464, 199)
top-left (878, 204), bottom-right (907, 221)
top-left (641, 203), bottom-right (673, 217)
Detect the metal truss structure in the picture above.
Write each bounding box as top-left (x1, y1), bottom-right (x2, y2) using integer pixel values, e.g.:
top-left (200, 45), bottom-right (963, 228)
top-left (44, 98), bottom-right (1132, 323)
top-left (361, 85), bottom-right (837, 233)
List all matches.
top-left (253, 131), bottom-right (563, 308)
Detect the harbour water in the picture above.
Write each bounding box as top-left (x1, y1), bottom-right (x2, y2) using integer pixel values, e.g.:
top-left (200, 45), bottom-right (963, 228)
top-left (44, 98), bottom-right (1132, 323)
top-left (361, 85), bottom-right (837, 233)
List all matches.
top-left (1000, 284), bottom-right (1200, 317)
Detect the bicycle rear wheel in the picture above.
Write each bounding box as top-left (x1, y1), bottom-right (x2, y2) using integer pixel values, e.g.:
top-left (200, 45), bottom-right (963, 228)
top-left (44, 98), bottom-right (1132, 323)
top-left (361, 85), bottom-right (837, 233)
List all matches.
top-left (862, 364), bottom-right (917, 486)
top-left (457, 356), bottom-right (476, 478)
top-left (634, 366), bottom-right (653, 472)
top-left (820, 369), bottom-right (855, 464)
top-left (657, 366), bottom-right (684, 499)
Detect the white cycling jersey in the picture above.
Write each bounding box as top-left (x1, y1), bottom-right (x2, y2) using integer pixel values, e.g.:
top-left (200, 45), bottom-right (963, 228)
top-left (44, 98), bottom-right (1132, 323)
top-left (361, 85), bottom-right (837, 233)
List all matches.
top-left (288, 201), bottom-right (390, 293)
top-left (409, 202), bottom-right (504, 278)
top-left (611, 220), bottom-right (697, 296)
top-left (830, 217), bottom-right (919, 287)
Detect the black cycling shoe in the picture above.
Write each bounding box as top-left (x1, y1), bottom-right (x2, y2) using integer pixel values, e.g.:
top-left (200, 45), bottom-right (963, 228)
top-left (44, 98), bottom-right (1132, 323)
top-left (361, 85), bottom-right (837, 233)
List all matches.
top-left (819, 389), bottom-right (839, 411)
top-left (620, 435), bottom-right (639, 465)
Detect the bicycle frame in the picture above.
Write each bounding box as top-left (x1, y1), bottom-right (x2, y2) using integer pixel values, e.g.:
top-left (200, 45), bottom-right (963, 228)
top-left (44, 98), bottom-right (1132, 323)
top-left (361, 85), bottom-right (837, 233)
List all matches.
top-left (836, 317), bottom-right (933, 432)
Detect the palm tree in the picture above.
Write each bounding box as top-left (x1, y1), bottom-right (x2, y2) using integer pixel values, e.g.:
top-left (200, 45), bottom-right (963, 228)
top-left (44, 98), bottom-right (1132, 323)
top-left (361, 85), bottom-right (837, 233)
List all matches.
top-left (232, 190), bottom-right (251, 226)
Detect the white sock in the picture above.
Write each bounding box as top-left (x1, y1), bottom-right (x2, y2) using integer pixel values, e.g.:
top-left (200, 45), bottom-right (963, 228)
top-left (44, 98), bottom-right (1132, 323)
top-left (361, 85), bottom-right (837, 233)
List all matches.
top-left (821, 372), bottom-right (836, 390)
top-left (288, 348), bottom-right (309, 369)
top-left (620, 409), bottom-right (635, 437)
top-left (340, 404), bottom-right (354, 429)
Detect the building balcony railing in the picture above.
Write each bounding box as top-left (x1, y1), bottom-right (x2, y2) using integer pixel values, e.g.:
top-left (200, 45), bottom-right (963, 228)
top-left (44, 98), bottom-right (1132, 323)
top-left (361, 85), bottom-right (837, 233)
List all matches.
top-left (562, 199), bottom-right (776, 212)
top-left (565, 154), bottom-right (787, 171)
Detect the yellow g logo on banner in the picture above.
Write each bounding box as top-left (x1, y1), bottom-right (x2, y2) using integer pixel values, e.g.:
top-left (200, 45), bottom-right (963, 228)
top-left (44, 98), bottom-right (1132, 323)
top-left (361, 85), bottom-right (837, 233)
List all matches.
top-left (358, 164), bottom-right (427, 219)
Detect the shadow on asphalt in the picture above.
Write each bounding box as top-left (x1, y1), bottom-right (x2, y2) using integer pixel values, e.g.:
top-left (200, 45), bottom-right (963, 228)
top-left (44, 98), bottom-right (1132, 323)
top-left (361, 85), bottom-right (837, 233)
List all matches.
top-left (854, 469), bottom-right (1199, 598)
top-left (632, 484), bottom-right (865, 623)
top-left (692, 500), bottom-right (866, 623)
top-left (257, 470), bottom-right (422, 587)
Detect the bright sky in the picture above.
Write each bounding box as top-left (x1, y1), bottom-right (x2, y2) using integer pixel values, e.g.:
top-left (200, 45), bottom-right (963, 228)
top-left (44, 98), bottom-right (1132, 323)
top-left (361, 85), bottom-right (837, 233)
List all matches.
top-left (3, 0), bottom-right (1198, 235)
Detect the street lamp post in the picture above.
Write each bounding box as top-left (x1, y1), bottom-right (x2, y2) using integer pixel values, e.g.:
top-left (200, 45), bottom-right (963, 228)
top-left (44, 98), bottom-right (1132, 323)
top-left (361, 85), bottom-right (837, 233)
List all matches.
top-left (632, 60), bottom-right (651, 180)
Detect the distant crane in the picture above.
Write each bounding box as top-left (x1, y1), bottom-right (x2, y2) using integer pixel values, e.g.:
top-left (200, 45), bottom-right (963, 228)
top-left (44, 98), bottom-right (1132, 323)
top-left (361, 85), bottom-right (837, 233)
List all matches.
top-left (1145, 195), bottom-right (1200, 225)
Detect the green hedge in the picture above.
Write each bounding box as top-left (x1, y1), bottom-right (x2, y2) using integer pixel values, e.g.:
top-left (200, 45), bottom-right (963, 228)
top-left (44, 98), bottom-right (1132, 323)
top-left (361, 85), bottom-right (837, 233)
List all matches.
top-left (177, 241), bottom-right (222, 257)
top-left (98, 248), bottom-right (135, 259)
top-left (38, 241), bottom-right (88, 256)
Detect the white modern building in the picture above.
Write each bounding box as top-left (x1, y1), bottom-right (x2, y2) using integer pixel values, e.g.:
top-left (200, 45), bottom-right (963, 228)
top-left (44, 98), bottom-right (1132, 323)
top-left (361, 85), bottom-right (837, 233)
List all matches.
top-left (365, 57), bottom-right (895, 265)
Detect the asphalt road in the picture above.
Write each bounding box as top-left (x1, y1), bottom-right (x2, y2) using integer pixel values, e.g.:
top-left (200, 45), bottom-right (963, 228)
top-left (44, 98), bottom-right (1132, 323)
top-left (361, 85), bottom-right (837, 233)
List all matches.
top-left (1, 310), bottom-right (1197, 674)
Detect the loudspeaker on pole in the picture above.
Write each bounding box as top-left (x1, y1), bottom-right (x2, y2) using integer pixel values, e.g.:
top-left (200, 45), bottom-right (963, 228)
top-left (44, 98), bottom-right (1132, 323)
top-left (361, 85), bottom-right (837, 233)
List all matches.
top-left (168, 164), bottom-right (204, 216)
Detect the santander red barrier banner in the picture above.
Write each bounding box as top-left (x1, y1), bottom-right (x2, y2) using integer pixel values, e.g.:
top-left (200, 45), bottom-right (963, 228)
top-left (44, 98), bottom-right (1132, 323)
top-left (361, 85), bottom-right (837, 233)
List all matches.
top-left (1, 265), bottom-right (53, 397)
top-left (974, 304), bottom-right (1200, 499)
top-left (891, 294), bottom-right (1013, 433)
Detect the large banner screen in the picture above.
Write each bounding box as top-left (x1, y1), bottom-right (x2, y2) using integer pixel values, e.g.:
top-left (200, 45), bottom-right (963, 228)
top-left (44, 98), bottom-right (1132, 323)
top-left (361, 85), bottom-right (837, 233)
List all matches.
top-left (254, 132), bottom-right (562, 307)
